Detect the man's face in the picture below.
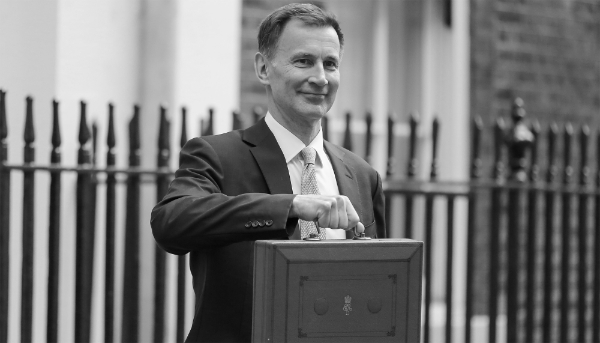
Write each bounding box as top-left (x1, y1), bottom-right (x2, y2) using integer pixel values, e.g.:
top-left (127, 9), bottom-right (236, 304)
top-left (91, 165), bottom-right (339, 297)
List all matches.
top-left (264, 19), bottom-right (341, 125)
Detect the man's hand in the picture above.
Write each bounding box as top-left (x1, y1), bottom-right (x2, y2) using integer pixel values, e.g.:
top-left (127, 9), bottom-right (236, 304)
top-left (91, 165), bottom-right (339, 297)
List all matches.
top-left (290, 195), bottom-right (359, 230)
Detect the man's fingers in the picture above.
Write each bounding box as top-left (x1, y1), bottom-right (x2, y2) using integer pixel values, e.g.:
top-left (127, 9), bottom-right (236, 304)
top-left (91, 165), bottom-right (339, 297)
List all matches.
top-left (344, 196), bottom-right (359, 230)
top-left (326, 197), bottom-right (339, 229)
top-left (354, 221), bottom-right (365, 235)
top-left (292, 194), bottom-right (358, 230)
top-left (336, 196), bottom-right (348, 229)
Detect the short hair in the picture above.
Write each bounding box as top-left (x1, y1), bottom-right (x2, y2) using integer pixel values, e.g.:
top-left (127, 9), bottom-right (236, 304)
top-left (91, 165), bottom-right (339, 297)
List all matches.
top-left (258, 3), bottom-right (344, 60)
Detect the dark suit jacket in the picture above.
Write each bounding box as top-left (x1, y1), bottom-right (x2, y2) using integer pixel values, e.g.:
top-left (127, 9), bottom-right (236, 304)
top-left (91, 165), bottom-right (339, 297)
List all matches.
top-left (151, 118), bottom-right (385, 342)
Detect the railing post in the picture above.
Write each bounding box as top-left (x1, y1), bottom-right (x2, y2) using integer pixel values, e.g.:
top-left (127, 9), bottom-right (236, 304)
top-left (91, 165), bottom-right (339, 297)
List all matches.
top-left (560, 123), bottom-right (574, 343)
top-left (505, 98), bottom-right (533, 343)
top-left (466, 116), bottom-right (484, 343)
top-left (445, 193), bottom-right (455, 343)
top-left (154, 105), bottom-right (170, 343)
top-left (0, 89), bottom-right (10, 343)
top-left (75, 100), bottom-right (94, 343)
top-left (122, 105), bottom-right (141, 343)
top-left (47, 99), bottom-right (61, 343)
top-left (423, 117), bottom-right (440, 343)
top-left (405, 113), bottom-right (419, 238)
top-left (488, 117), bottom-right (505, 343)
top-left (542, 123), bottom-right (559, 343)
top-left (176, 108), bottom-right (188, 343)
top-left (577, 125), bottom-right (590, 343)
top-left (384, 115), bottom-right (395, 231)
top-left (105, 103), bottom-right (116, 343)
top-left (525, 120), bottom-right (540, 343)
top-left (594, 128), bottom-right (600, 343)
top-left (21, 96), bottom-right (35, 343)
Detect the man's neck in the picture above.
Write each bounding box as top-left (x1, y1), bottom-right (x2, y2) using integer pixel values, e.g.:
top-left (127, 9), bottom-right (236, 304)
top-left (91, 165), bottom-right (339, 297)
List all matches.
top-left (269, 110), bottom-right (321, 146)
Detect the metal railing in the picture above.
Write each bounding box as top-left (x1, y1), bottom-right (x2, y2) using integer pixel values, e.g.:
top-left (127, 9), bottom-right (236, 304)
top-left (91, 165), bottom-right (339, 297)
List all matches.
top-left (1, 88), bottom-right (600, 343)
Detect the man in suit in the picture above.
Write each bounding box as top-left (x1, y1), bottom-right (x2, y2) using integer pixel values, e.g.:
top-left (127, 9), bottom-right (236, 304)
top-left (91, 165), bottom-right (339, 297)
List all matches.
top-left (151, 3), bottom-right (385, 342)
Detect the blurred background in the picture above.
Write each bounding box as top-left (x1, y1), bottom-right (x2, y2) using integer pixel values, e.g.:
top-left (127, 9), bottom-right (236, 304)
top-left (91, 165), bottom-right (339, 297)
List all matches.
top-left (0, 0), bottom-right (598, 342)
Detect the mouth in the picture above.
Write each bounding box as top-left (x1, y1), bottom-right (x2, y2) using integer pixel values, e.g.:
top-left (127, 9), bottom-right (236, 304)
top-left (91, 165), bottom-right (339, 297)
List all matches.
top-left (300, 93), bottom-right (327, 104)
top-left (300, 92), bottom-right (327, 98)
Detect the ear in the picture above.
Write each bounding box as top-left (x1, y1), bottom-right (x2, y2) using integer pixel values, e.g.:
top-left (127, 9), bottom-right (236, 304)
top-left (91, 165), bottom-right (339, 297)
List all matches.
top-left (254, 52), bottom-right (270, 86)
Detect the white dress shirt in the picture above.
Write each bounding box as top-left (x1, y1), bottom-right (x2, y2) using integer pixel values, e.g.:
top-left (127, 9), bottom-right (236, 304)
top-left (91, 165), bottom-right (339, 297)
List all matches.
top-left (264, 113), bottom-right (346, 239)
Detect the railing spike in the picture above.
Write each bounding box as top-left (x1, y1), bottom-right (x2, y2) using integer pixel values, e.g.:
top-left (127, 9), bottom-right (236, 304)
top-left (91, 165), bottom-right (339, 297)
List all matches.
top-left (50, 100), bottom-right (61, 165)
top-left (342, 112), bottom-right (353, 151)
top-left (181, 107), bottom-right (188, 148)
top-left (529, 119), bottom-right (541, 182)
top-left (386, 114), bottom-right (395, 177)
top-left (471, 116), bottom-right (483, 179)
top-left (580, 125), bottom-right (590, 185)
top-left (92, 122), bottom-right (98, 166)
top-left (23, 97), bottom-right (35, 164)
top-left (78, 101), bottom-right (90, 146)
top-left (24, 96), bottom-right (35, 145)
top-left (407, 111), bottom-right (419, 178)
top-left (129, 105), bottom-right (141, 151)
top-left (165, 119), bottom-right (171, 150)
top-left (365, 112), bottom-right (373, 163)
top-left (207, 108), bottom-right (214, 136)
top-left (107, 103), bottom-right (116, 149)
top-left (493, 117), bottom-right (505, 180)
top-left (51, 100), bottom-right (61, 149)
top-left (158, 105), bottom-right (169, 151)
top-left (231, 110), bottom-right (242, 131)
top-left (564, 122), bottom-right (574, 184)
top-left (0, 90), bottom-right (7, 141)
top-left (106, 103), bottom-right (116, 169)
top-left (546, 122), bottom-right (559, 183)
top-left (431, 116), bottom-right (440, 180)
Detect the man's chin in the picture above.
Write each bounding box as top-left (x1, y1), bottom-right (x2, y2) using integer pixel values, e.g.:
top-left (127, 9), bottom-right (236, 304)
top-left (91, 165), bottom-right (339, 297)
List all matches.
top-left (297, 101), bottom-right (331, 117)
top-left (296, 107), bottom-right (328, 120)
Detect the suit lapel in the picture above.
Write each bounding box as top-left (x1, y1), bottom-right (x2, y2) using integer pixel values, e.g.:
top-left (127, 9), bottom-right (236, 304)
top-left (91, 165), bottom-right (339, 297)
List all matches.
top-left (324, 141), bottom-right (363, 239)
top-left (244, 119), bottom-right (300, 239)
top-left (243, 118), bottom-right (293, 195)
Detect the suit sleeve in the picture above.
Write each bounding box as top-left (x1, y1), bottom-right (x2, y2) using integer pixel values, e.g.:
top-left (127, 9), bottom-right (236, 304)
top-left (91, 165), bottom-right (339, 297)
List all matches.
top-left (151, 137), bottom-right (297, 255)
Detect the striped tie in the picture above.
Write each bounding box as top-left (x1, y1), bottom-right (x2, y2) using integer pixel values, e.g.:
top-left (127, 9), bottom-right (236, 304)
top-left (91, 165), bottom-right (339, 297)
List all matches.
top-left (299, 147), bottom-right (326, 239)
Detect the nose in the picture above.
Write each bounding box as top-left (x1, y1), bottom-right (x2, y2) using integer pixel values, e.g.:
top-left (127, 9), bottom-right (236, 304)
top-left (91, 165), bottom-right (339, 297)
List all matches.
top-left (308, 64), bottom-right (328, 87)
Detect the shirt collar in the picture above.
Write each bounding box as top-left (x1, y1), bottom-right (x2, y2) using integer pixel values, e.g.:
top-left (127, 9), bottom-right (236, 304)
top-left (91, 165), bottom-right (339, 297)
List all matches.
top-left (264, 112), bottom-right (327, 166)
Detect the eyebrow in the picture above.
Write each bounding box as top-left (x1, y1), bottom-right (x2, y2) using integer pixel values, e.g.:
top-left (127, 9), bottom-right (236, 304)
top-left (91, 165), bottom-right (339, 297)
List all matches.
top-left (290, 52), bottom-right (340, 63)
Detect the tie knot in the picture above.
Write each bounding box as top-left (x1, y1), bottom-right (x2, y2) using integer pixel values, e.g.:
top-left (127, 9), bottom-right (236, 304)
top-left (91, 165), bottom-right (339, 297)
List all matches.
top-left (301, 147), bottom-right (317, 165)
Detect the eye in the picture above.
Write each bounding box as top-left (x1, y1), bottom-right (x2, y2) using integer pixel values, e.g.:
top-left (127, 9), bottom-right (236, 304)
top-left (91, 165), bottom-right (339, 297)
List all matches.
top-left (294, 58), bottom-right (312, 67)
top-left (324, 60), bottom-right (339, 70)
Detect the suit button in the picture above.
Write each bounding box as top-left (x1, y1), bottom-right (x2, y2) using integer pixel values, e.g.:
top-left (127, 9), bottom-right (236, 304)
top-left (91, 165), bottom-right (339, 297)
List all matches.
top-left (265, 220), bottom-right (273, 226)
top-left (252, 220), bottom-right (259, 228)
top-left (245, 221), bottom-right (252, 228)
top-left (258, 220), bottom-right (265, 227)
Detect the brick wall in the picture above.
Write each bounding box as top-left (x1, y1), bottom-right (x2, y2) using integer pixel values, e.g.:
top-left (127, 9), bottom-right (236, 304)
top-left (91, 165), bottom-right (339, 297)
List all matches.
top-left (471, 0), bottom-right (600, 158)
